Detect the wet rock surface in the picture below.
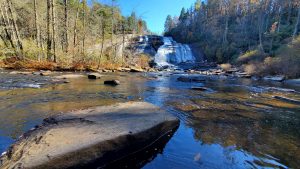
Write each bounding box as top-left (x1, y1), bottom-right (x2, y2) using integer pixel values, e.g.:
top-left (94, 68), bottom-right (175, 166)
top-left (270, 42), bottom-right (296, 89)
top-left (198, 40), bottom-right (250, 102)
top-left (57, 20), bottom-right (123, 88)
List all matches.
top-left (0, 102), bottom-right (179, 169)
top-left (104, 80), bottom-right (120, 86)
top-left (55, 74), bottom-right (85, 79)
top-left (263, 76), bottom-right (285, 82)
top-left (88, 73), bottom-right (102, 79)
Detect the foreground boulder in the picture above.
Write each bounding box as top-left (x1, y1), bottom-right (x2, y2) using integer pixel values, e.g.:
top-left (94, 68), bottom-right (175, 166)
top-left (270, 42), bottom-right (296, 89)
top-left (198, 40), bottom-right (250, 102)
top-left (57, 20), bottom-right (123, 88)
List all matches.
top-left (0, 102), bottom-right (179, 169)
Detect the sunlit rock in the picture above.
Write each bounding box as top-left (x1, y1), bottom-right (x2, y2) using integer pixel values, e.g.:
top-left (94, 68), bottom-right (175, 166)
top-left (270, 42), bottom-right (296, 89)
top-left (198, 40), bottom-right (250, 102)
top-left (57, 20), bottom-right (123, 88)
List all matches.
top-left (0, 102), bottom-right (179, 169)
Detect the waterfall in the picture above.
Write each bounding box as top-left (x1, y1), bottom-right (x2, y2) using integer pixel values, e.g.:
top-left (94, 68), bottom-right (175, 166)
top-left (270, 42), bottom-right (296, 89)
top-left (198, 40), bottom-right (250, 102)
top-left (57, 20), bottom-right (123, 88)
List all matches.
top-left (154, 37), bottom-right (195, 67)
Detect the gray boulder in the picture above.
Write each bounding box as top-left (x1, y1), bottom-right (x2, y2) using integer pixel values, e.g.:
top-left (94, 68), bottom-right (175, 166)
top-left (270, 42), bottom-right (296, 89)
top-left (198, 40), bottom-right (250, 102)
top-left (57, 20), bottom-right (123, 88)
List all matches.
top-left (88, 73), bottom-right (102, 79)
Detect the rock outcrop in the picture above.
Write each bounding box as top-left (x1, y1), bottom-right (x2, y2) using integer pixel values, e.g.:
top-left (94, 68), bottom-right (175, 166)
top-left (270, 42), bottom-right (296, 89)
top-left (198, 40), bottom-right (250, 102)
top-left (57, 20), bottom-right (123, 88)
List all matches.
top-left (0, 102), bottom-right (179, 169)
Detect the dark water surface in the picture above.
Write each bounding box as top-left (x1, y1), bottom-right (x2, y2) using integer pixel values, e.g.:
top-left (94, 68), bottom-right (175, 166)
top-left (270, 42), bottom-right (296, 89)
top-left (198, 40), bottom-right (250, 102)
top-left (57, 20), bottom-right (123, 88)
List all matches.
top-left (0, 70), bottom-right (299, 168)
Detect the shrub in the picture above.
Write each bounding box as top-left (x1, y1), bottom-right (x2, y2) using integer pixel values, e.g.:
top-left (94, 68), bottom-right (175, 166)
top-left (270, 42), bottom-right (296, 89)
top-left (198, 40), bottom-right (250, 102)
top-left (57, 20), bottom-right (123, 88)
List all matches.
top-left (237, 50), bottom-right (266, 64)
top-left (275, 36), bottom-right (300, 78)
top-left (219, 63), bottom-right (232, 71)
top-left (243, 63), bottom-right (258, 75)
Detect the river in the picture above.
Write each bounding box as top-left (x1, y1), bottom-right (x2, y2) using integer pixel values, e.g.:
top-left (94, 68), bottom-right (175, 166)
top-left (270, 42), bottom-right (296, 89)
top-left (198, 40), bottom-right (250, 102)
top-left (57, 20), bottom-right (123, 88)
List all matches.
top-left (0, 70), bottom-right (299, 168)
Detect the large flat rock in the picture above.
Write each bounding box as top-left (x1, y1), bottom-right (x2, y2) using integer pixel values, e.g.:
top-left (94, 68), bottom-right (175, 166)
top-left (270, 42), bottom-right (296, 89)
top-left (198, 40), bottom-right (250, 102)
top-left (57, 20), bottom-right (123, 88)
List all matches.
top-left (0, 102), bottom-right (179, 169)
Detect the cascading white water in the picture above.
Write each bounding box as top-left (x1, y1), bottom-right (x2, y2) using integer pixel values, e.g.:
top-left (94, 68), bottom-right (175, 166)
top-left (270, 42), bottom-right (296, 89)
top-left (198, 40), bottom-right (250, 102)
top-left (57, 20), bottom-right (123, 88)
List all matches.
top-left (154, 37), bottom-right (195, 67)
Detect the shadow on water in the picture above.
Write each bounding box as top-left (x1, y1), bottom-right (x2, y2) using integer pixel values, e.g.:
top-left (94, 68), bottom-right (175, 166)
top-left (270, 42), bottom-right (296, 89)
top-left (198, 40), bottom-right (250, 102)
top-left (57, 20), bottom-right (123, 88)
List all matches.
top-left (81, 126), bottom-right (178, 169)
top-left (0, 71), bottom-right (300, 168)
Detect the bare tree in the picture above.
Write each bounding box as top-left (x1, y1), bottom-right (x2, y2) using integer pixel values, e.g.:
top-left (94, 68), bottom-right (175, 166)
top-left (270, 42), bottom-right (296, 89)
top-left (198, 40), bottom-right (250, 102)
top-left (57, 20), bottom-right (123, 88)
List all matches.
top-left (6, 0), bottom-right (23, 57)
top-left (33, 0), bottom-right (41, 61)
top-left (63, 0), bottom-right (68, 53)
top-left (73, 0), bottom-right (79, 59)
top-left (51, 0), bottom-right (56, 62)
top-left (293, 5), bottom-right (300, 40)
top-left (47, 0), bottom-right (52, 61)
top-left (0, 3), bottom-right (16, 52)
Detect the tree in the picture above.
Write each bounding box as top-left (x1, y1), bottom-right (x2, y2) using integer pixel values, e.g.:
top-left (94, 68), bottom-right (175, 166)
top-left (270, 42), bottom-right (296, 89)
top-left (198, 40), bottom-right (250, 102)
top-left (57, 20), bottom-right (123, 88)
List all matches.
top-left (293, 5), bottom-right (300, 40)
top-left (47, 0), bottom-right (52, 61)
top-left (164, 15), bottom-right (174, 33)
top-left (63, 0), bottom-right (68, 53)
top-left (51, 0), bottom-right (56, 62)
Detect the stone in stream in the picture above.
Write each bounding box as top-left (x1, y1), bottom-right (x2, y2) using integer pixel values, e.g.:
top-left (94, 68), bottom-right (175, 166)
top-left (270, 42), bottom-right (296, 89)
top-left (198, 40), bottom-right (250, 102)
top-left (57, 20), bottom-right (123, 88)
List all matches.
top-left (0, 102), bottom-right (179, 169)
top-left (130, 67), bottom-right (144, 73)
top-left (104, 80), bottom-right (120, 86)
top-left (9, 71), bottom-right (32, 75)
top-left (191, 87), bottom-right (209, 91)
top-left (88, 73), bottom-right (102, 79)
top-left (40, 71), bottom-right (52, 76)
top-left (263, 75), bottom-right (285, 82)
top-left (55, 74), bottom-right (85, 79)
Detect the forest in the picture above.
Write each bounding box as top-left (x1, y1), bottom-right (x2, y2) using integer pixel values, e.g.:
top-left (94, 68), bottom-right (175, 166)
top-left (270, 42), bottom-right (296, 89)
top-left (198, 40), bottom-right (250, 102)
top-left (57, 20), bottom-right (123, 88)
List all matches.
top-left (0, 0), bottom-right (148, 70)
top-left (165, 0), bottom-right (300, 78)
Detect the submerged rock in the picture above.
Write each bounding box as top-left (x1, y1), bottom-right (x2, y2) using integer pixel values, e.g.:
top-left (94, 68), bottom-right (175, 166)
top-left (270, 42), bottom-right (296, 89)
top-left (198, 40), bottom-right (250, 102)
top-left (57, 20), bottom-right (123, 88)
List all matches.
top-left (263, 76), bottom-right (285, 82)
top-left (104, 80), bottom-right (120, 86)
top-left (191, 87), bottom-right (209, 91)
top-left (88, 73), bottom-right (102, 79)
top-left (0, 102), bottom-right (179, 169)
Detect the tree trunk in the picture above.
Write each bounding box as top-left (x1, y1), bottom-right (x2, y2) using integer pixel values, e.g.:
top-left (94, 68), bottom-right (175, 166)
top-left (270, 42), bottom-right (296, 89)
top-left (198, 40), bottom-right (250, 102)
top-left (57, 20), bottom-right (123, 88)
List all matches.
top-left (0, 5), bottom-right (16, 52)
top-left (82, 0), bottom-right (86, 57)
top-left (46, 0), bottom-right (52, 61)
top-left (258, 6), bottom-right (265, 52)
top-left (51, 0), bottom-right (56, 62)
top-left (98, 15), bottom-right (104, 69)
top-left (63, 0), bottom-right (68, 53)
top-left (277, 6), bottom-right (282, 33)
top-left (122, 22), bottom-right (125, 64)
top-left (293, 6), bottom-right (300, 40)
top-left (73, 0), bottom-right (79, 60)
top-left (111, 0), bottom-right (114, 61)
top-left (287, 0), bottom-right (292, 25)
top-left (223, 14), bottom-right (229, 44)
top-left (33, 0), bottom-right (41, 61)
top-left (6, 0), bottom-right (23, 57)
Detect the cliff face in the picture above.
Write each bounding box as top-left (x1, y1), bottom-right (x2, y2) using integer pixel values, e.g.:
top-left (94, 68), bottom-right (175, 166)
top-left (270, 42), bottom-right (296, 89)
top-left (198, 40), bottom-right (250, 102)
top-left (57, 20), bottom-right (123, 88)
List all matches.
top-left (130, 35), bottom-right (164, 56)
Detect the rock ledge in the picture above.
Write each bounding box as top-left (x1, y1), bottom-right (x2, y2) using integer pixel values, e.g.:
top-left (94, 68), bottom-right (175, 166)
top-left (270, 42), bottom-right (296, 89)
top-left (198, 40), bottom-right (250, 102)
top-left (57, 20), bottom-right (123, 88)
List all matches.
top-left (0, 102), bottom-right (179, 169)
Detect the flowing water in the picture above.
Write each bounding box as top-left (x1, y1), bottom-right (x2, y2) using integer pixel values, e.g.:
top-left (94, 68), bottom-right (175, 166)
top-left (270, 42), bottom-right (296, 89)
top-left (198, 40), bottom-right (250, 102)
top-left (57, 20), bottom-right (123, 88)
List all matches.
top-left (0, 70), bottom-right (299, 168)
top-left (154, 37), bottom-right (196, 67)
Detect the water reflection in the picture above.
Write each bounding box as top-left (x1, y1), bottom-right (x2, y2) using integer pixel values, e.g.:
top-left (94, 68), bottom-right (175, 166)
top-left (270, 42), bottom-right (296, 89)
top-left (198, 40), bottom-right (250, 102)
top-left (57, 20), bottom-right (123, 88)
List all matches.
top-left (0, 71), bottom-right (299, 168)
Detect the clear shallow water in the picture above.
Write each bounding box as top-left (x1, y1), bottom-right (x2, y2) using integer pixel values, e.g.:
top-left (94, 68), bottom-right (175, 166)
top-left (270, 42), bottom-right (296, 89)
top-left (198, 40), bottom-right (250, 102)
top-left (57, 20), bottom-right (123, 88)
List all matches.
top-left (0, 71), bottom-right (299, 168)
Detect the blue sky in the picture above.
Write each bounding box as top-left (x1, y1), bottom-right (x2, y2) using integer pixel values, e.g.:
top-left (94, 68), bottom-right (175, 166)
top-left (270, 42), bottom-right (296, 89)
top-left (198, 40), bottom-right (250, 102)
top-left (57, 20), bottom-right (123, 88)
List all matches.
top-left (98, 0), bottom-right (196, 34)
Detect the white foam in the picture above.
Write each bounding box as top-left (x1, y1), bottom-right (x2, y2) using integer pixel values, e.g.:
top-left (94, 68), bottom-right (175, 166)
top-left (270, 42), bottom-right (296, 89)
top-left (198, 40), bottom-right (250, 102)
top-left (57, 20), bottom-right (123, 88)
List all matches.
top-left (154, 37), bottom-right (195, 67)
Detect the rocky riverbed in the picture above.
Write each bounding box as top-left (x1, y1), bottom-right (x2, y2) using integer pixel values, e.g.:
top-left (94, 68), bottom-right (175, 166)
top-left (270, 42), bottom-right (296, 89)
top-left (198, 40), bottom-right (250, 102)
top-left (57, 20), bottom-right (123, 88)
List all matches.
top-left (0, 70), bottom-right (299, 168)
